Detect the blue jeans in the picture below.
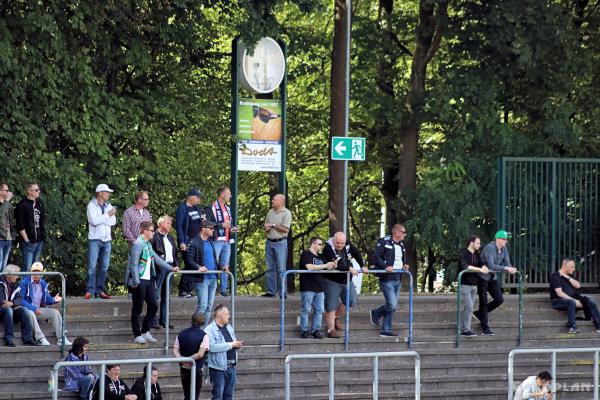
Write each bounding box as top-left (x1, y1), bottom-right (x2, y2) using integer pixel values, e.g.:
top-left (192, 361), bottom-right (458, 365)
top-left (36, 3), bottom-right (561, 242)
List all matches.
top-left (265, 239), bottom-right (287, 295)
top-left (300, 291), bottom-right (324, 332)
top-left (195, 278), bottom-right (217, 326)
top-left (372, 279), bottom-right (401, 333)
top-left (210, 366), bottom-right (237, 400)
top-left (552, 296), bottom-right (600, 329)
top-left (86, 240), bottom-right (112, 295)
top-left (213, 240), bottom-right (231, 294)
top-left (0, 306), bottom-right (33, 342)
top-left (21, 241), bottom-right (43, 271)
top-left (0, 240), bottom-right (12, 271)
top-left (76, 375), bottom-right (95, 397)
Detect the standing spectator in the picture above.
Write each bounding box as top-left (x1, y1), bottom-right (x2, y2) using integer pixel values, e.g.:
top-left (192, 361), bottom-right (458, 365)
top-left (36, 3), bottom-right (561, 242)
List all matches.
top-left (457, 235), bottom-right (488, 337)
top-left (126, 221), bottom-right (178, 344)
top-left (20, 262), bottom-right (71, 345)
top-left (263, 193), bottom-right (292, 297)
top-left (173, 312), bottom-right (209, 400)
top-left (205, 185), bottom-right (238, 297)
top-left (150, 215), bottom-right (179, 329)
top-left (476, 230), bottom-right (518, 335)
top-left (185, 220), bottom-right (223, 325)
top-left (322, 232), bottom-right (362, 338)
top-left (514, 371), bottom-right (553, 400)
top-left (15, 182), bottom-right (45, 271)
top-left (91, 364), bottom-right (137, 400)
top-left (550, 258), bottom-right (600, 334)
top-left (298, 237), bottom-right (334, 339)
top-left (86, 184), bottom-right (117, 300)
top-left (0, 264), bottom-right (36, 346)
top-left (64, 337), bottom-right (96, 399)
top-left (175, 188), bottom-right (206, 297)
top-left (206, 304), bottom-right (242, 400)
top-left (131, 366), bottom-right (163, 400)
top-left (369, 224), bottom-right (410, 337)
top-left (0, 182), bottom-right (15, 271)
top-left (122, 191), bottom-right (152, 247)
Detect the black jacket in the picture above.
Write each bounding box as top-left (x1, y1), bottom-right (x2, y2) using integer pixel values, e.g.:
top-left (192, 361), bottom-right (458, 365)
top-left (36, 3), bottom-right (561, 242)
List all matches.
top-left (91, 376), bottom-right (133, 400)
top-left (0, 276), bottom-right (23, 308)
top-left (130, 376), bottom-right (162, 400)
top-left (458, 248), bottom-right (483, 286)
top-left (15, 197), bottom-right (46, 242)
top-left (184, 236), bottom-right (218, 282)
top-left (322, 240), bottom-right (364, 284)
top-left (372, 236), bottom-right (405, 282)
top-left (151, 231), bottom-right (179, 268)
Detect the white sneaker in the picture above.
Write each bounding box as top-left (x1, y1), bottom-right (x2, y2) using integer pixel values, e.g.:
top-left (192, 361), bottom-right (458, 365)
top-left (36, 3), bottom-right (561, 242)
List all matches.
top-left (141, 332), bottom-right (157, 343)
top-left (134, 335), bottom-right (147, 344)
top-left (39, 338), bottom-right (51, 346)
top-left (58, 337), bottom-right (72, 346)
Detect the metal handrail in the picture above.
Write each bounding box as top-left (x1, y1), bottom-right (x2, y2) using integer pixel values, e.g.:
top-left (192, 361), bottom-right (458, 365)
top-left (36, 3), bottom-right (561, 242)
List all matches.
top-left (0, 271), bottom-right (67, 356)
top-left (280, 269), bottom-right (414, 351)
top-left (164, 270), bottom-right (235, 355)
top-left (51, 356), bottom-right (196, 400)
top-left (285, 351), bottom-right (421, 400)
top-left (508, 347), bottom-right (600, 400)
top-left (455, 270), bottom-right (524, 348)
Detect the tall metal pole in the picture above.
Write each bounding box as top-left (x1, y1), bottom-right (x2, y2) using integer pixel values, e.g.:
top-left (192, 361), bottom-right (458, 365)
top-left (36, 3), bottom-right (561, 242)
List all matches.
top-left (230, 38), bottom-right (240, 287)
top-left (342, 0), bottom-right (351, 234)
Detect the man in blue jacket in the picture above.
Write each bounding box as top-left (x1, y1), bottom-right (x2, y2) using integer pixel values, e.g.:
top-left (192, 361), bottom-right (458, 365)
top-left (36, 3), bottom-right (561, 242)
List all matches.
top-left (368, 224), bottom-right (409, 337)
top-left (20, 262), bottom-right (71, 345)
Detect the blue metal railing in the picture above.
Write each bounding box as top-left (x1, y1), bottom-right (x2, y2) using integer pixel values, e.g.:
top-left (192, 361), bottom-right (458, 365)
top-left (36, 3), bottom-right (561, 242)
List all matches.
top-left (279, 269), bottom-right (413, 351)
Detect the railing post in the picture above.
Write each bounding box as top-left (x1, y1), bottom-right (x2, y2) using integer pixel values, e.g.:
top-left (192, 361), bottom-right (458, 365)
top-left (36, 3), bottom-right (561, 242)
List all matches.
top-left (285, 356), bottom-right (292, 400)
top-left (373, 355), bottom-right (379, 400)
top-left (594, 351), bottom-right (599, 400)
top-left (329, 356), bottom-right (335, 400)
top-left (145, 361), bottom-right (152, 400)
top-left (52, 366), bottom-right (59, 400)
top-left (190, 362), bottom-right (197, 400)
top-left (415, 353), bottom-right (420, 400)
top-left (60, 273), bottom-right (66, 357)
top-left (280, 271), bottom-right (288, 352)
top-left (507, 351), bottom-right (514, 400)
top-left (406, 270), bottom-right (413, 349)
top-left (517, 271), bottom-right (523, 347)
top-left (551, 352), bottom-right (557, 399)
top-left (456, 270), bottom-right (464, 348)
top-left (99, 364), bottom-right (106, 399)
top-left (344, 272), bottom-right (350, 351)
top-left (165, 271), bottom-right (173, 356)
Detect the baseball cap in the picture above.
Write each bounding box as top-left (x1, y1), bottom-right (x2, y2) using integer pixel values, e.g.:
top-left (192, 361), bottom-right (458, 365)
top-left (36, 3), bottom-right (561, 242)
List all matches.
top-left (95, 184), bottom-right (114, 193)
top-left (495, 230), bottom-right (512, 240)
top-left (201, 220), bottom-right (216, 229)
top-left (188, 188), bottom-right (203, 198)
top-left (31, 262), bottom-right (44, 272)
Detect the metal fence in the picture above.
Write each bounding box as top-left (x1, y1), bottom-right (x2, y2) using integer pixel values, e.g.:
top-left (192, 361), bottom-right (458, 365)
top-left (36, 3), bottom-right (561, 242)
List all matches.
top-left (163, 270), bottom-right (235, 355)
top-left (508, 347), bottom-right (600, 400)
top-left (51, 356), bottom-right (196, 400)
top-left (0, 271), bottom-right (67, 355)
top-left (497, 157), bottom-right (600, 287)
top-left (284, 351), bottom-right (420, 400)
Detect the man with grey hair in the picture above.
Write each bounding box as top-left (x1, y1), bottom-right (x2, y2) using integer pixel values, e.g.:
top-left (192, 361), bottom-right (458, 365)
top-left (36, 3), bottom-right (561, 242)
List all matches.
top-left (0, 264), bottom-right (36, 346)
top-left (0, 182), bottom-right (15, 271)
top-left (263, 193), bottom-right (292, 298)
top-left (151, 215), bottom-right (179, 329)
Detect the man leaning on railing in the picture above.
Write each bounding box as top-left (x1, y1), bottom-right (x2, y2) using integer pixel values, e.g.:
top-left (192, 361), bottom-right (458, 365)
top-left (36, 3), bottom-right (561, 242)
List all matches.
top-left (457, 235), bottom-right (488, 338)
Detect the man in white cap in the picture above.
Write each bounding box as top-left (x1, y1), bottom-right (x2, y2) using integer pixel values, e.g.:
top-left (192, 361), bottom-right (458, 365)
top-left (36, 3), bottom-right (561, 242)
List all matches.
top-left (85, 184), bottom-right (117, 300)
top-left (20, 262), bottom-right (71, 345)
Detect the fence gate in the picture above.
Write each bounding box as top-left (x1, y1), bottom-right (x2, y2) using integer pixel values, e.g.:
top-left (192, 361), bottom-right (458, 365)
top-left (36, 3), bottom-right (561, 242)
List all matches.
top-left (498, 157), bottom-right (600, 287)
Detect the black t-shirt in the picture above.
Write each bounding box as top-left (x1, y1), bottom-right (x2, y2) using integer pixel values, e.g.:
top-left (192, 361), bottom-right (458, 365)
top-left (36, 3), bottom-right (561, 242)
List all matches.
top-left (218, 324), bottom-right (237, 362)
top-left (549, 271), bottom-right (580, 300)
top-left (299, 250), bottom-right (325, 292)
top-left (458, 248), bottom-right (483, 286)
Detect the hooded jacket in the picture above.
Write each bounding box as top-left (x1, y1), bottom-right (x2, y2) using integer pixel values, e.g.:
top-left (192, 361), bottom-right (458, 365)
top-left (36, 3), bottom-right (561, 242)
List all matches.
top-left (131, 376), bottom-right (162, 400)
top-left (0, 276), bottom-right (22, 308)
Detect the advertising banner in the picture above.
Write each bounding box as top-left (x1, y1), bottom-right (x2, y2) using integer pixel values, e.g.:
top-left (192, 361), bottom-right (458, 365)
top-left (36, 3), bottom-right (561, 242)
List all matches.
top-left (237, 98), bottom-right (282, 172)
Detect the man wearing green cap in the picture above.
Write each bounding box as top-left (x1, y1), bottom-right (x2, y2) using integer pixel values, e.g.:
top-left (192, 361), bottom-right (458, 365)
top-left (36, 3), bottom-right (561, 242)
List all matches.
top-left (475, 230), bottom-right (518, 335)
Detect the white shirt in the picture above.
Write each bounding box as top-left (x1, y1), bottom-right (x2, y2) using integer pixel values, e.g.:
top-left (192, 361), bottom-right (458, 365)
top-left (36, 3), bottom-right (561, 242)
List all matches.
top-left (141, 256), bottom-right (152, 281)
top-left (87, 199), bottom-right (116, 241)
top-left (514, 376), bottom-right (548, 400)
top-left (163, 235), bottom-right (174, 264)
top-left (393, 243), bottom-right (404, 270)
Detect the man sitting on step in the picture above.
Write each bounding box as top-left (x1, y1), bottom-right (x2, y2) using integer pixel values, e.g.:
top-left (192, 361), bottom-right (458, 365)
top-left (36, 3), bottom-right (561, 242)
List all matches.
top-left (550, 258), bottom-right (600, 334)
top-left (513, 370), bottom-right (552, 400)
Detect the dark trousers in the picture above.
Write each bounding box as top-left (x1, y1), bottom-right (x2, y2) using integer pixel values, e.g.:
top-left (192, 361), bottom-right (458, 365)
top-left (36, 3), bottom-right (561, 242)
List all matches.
top-left (130, 279), bottom-right (158, 337)
top-left (552, 296), bottom-right (600, 329)
top-left (476, 278), bottom-right (504, 330)
top-left (179, 251), bottom-right (194, 295)
top-left (0, 306), bottom-right (32, 343)
top-left (180, 366), bottom-right (202, 400)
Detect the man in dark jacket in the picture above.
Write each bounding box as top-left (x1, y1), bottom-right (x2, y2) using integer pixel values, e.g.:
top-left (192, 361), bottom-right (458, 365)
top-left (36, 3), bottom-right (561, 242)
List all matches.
top-left (368, 224), bottom-right (409, 337)
top-left (173, 312), bottom-right (209, 400)
top-left (0, 264), bottom-right (36, 346)
top-left (322, 232), bottom-right (363, 338)
top-left (15, 182), bottom-right (45, 271)
top-left (150, 215), bottom-right (179, 329)
top-left (91, 364), bottom-right (137, 400)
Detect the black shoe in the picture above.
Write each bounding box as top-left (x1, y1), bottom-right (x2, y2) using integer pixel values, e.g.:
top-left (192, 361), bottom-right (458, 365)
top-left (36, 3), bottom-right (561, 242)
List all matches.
top-left (23, 339), bottom-right (40, 346)
top-left (568, 327), bottom-right (580, 334)
top-left (481, 329), bottom-right (495, 336)
top-left (312, 330), bottom-right (323, 339)
top-left (300, 331), bottom-right (310, 339)
top-left (461, 331), bottom-right (477, 337)
top-left (160, 323), bottom-right (175, 329)
top-left (5, 341), bottom-right (15, 347)
top-left (472, 311), bottom-right (481, 323)
top-left (369, 309), bottom-right (380, 327)
top-left (379, 331), bottom-right (398, 337)
top-left (220, 291), bottom-right (230, 297)
top-left (262, 293), bottom-right (275, 298)
top-left (150, 324), bottom-right (161, 330)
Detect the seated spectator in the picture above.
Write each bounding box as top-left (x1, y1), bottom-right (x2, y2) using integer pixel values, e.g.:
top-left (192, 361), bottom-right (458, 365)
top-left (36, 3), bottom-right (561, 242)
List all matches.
top-left (550, 258), bottom-right (600, 334)
top-left (514, 370), bottom-right (552, 400)
top-left (131, 366), bottom-right (162, 400)
top-left (20, 262), bottom-right (71, 345)
top-left (91, 364), bottom-right (137, 400)
top-left (0, 264), bottom-right (36, 346)
top-left (64, 337), bottom-right (96, 399)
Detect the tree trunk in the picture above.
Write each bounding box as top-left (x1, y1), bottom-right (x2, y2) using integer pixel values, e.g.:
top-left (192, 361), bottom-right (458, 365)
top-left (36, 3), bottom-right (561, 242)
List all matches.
top-left (328, 0), bottom-right (350, 236)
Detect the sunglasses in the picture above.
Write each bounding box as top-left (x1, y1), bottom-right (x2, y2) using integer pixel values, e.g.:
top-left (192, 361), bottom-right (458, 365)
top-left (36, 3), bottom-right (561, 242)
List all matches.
top-left (253, 106), bottom-right (280, 124)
